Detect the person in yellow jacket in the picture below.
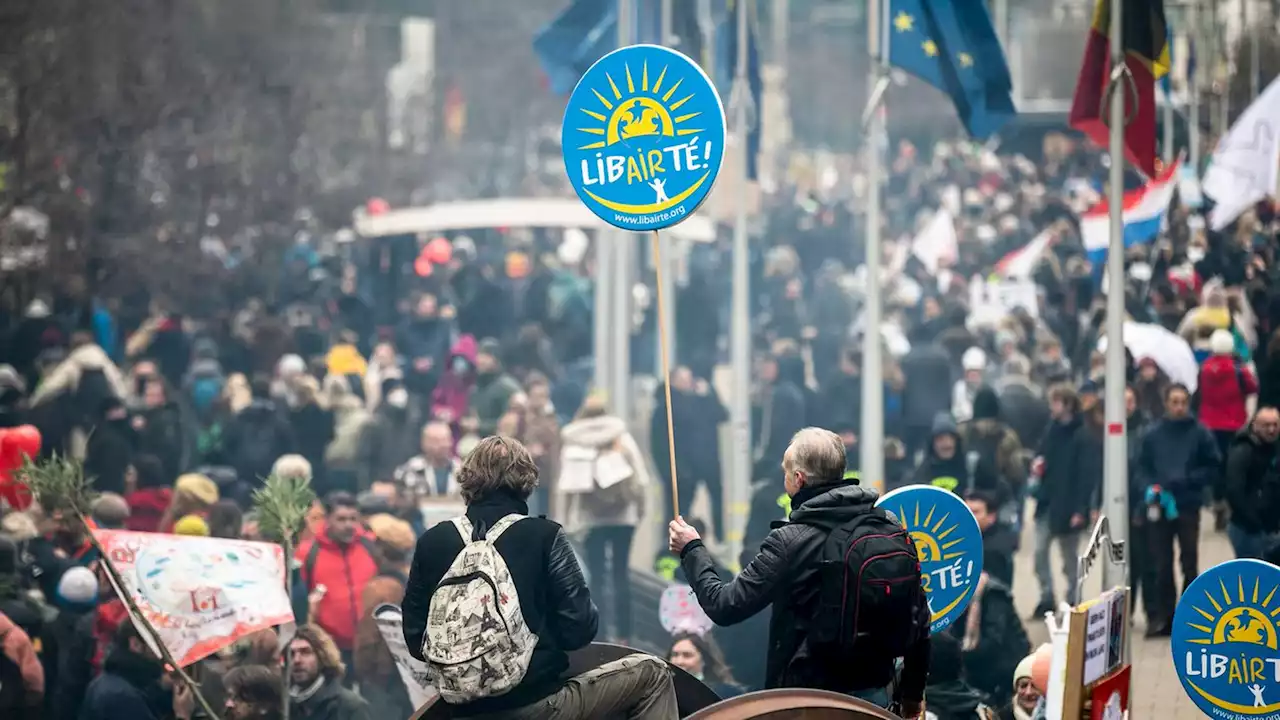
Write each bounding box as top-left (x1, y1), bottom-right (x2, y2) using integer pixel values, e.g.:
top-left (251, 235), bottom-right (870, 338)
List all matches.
top-left (325, 330), bottom-right (368, 378)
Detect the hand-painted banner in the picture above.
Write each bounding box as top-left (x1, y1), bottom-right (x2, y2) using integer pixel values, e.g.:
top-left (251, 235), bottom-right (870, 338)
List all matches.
top-left (95, 529), bottom-right (294, 667)
top-left (373, 604), bottom-right (439, 710)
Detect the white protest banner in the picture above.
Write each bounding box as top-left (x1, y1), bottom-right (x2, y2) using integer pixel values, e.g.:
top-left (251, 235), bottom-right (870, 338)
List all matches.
top-left (95, 529), bottom-right (294, 667)
top-left (373, 604), bottom-right (439, 709)
top-left (1204, 75), bottom-right (1280, 230)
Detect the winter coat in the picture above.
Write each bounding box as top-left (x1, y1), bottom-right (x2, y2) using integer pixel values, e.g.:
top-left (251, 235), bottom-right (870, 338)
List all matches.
top-left (397, 317), bottom-right (453, 394)
top-left (289, 402), bottom-right (335, 481)
top-left (816, 369), bottom-right (862, 435)
top-left (915, 414), bottom-right (1003, 499)
top-left (1197, 355), bottom-right (1257, 432)
top-left (135, 402), bottom-right (189, 480)
top-left (401, 490), bottom-right (599, 716)
top-left (1034, 416), bottom-right (1095, 535)
top-left (363, 405), bottom-right (418, 487)
top-left (681, 481), bottom-right (930, 703)
top-left (29, 344), bottom-right (130, 409)
top-left (83, 414), bottom-right (136, 497)
top-left (557, 415), bottom-right (650, 532)
top-left (957, 418), bottom-right (1024, 504)
top-left (470, 370), bottom-right (522, 437)
top-left (923, 680), bottom-right (996, 720)
top-left (290, 678), bottom-right (373, 720)
top-left (949, 579), bottom-right (1028, 707)
top-left (224, 399), bottom-right (294, 487)
top-left (123, 488), bottom-right (171, 533)
top-left (521, 406), bottom-right (562, 495)
top-left (0, 610), bottom-right (43, 715)
top-left (354, 572), bottom-right (413, 719)
top-left (46, 610), bottom-right (94, 720)
top-left (393, 455), bottom-right (461, 501)
top-left (751, 379), bottom-right (808, 481)
top-left (1224, 429), bottom-right (1280, 534)
top-left (295, 529), bottom-right (379, 651)
top-left (901, 343), bottom-right (955, 430)
top-left (430, 335), bottom-right (478, 432)
top-left (78, 644), bottom-right (167, 720)
top-left (1134, 416), bottom-right (1221, 511)
top-left (994, 378), bottom-right (1049, 449)
top-left (651, 385), bottom-right (726, 483)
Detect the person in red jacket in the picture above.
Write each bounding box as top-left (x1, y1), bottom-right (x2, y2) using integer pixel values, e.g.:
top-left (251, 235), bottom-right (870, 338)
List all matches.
top-left (123, 455), bottom-right (172, 533)
top-left (295, 491), bottom-right (378, 677)
top-left (1199, 329), bottom-right (1258, 524)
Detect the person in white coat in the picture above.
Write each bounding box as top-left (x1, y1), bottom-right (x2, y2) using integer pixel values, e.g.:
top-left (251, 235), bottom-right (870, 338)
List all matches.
top-left (556, 392), bottom-right (651, 644)
top-left (953, 347), bottom-right (989, 422)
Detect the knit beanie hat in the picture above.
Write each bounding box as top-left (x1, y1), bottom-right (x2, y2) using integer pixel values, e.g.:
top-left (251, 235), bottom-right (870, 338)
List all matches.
top-left (56, 566), bottom-right (99, 611)
top-left (175, 473), bottom-right (219, 506)
top-left (173, 514), bottom-right (210, 536)
top-left (368, 514), bottom-right (416, 554)
top-left (1210, 329), bottom-right (1235, 356)
top-left (1014, 653), bottom-right (1036, 687)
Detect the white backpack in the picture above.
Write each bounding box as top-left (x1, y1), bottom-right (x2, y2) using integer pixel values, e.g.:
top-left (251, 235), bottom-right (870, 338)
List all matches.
top-left (422, 513), bottom-right (539, 704)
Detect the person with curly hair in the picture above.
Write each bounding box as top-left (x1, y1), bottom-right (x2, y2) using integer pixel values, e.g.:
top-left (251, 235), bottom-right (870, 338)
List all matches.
top-left (287, 624), bottom-right (370, 720)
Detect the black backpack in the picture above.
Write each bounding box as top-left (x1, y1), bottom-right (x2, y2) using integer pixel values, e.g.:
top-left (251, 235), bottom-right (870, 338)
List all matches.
top-left (0, 629), bottom-right (27, 714)
top-left (805, 508), bottom-right (925, 658)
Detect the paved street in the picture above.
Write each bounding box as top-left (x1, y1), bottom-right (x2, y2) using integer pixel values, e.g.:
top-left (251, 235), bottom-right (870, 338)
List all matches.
top-left (1012, 508), bottom-right (1233, 718)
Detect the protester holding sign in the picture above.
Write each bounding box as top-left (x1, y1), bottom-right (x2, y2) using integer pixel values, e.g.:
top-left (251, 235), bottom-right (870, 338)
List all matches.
top-left (671, 427), bottom-right (930, 714)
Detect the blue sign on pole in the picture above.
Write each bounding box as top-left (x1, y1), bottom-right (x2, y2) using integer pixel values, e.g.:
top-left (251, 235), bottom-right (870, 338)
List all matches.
top-left (561, 44), bottom-right (726, 232)
top-left (1170, 558), bottom-right (1280, 717)
top-left (876, 485), bottom-right (985, 634)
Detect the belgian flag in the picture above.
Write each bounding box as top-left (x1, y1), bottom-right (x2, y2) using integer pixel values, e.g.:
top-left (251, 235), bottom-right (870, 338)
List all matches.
top-left (1068, 0), bottom-right (1170, 178)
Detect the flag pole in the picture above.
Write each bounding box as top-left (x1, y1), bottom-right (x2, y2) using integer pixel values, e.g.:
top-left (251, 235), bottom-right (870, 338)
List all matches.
top-left (1102, 0), bottom-right (1130, 595)
top-left (729, 0), bottom-right (753, 560)
top-left (1188, 0), bottom-right (1201, 172)
top-left (859, 0), bottom-right (886, 488)
top-left (656, 0), bottom-right (679, 377)
top-left (613, 0), bottom-right (634, 423)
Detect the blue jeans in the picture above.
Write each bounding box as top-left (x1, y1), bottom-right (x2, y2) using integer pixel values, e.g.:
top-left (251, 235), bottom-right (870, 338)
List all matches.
top-left (1227, 523), bottom-right (1278, 560)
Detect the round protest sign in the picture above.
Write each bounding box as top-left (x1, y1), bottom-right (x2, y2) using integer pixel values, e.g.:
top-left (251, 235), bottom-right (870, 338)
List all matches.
top-left (1170, 558), bottom-right (1280, 718)
top-left (561, 44), bottom-right (725, 231)
top-left (876, 485), bottom-right (984, 634)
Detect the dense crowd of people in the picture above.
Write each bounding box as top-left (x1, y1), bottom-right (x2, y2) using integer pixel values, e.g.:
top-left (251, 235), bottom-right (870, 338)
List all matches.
top-left (0, 126), bottom-right (1277, 719)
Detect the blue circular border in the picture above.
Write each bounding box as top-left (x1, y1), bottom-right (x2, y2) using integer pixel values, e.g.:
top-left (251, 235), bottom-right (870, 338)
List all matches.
top-left (876, 484), bottom-right (985, 635)
top-left (561, 44), bottom-right (726, 232)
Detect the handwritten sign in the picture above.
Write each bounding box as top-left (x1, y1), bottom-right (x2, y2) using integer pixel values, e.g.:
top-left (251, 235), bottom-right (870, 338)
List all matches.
top-left (373, 604), bottom-right (439, 710)
top-left (659, 584), bottom-right (713, 636)
top-left (95, 529), bottom-right (294, 667)
top-left (1082, 595), bottom-right (1112, 685)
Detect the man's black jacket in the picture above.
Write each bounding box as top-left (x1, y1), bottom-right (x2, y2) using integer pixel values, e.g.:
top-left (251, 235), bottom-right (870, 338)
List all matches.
top-left (401, 489), bottom-right (599, 717)
top-left (1224, 428), bottom-right (1280, 534)
top-left (680, 481), bottom-right (930, 703)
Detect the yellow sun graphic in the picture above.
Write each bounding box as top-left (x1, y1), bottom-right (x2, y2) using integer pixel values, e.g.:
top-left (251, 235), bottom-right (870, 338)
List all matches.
top-left (576, 60), bottom-right (704, 151)
top-left (1184, 576), bottom-right (1280, 650)
top-left (896, 500), bottom-right (967, 563)
top-left (1181, 573), bottom-right (1280, 714)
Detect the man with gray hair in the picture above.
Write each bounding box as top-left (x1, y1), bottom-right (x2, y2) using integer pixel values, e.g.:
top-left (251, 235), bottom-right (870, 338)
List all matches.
top-left (670, 427), bottom-right (929, 714)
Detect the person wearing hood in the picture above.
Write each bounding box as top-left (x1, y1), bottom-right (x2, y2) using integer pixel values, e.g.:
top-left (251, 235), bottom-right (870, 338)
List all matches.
top-left (1223, 406), bottom-right (1280, 560)
top-left (469, 338), bottom-right (522, 437)
top-left (224, 378), bottom-right (295, 502)
top-left (913, 413), bottom-right (1001, 498)
top-left (429, 334), bottom-right (478, 439)
top-left (1134, 383), bottom-right (1221, 636)
top-left (952, 347), bottom-right (989, 422)
top-left (83, 396), bottom-right (137, 496)
top-left (670, 428), bottom-right (929, 715)
top-left (1030, 384), bottom-right (1093, 616)
top-left (922, 632), bottom-right (996, 720)
top-left (557, 393), bottom-right (650, 644)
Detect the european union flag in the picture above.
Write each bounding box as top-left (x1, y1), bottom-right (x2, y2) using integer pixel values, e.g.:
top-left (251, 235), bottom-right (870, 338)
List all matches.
top-left (715, 0), bottom-right (762, 179)
top-left (534, 0), bottom-right (617, 95)
top-left (885, 0), bottom-right (1016, 139)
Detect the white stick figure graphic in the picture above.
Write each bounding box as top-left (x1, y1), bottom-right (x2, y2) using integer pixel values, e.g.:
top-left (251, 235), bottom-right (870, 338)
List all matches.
top-left (1250, 684), bottom-right (1266, 707)
top-left (649, 178), bottom-right (669, 204)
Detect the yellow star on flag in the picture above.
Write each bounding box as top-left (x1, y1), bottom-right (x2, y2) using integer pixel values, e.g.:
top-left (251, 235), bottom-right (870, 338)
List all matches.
top-left (958, 52), bottom-right (974, 67)
top-left (922, 39), bottom-right (938, 57)
top-left (894, 12), bottom-right (915, 32)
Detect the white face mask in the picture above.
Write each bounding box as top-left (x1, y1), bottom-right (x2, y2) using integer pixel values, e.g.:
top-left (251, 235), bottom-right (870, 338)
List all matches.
top-left (452, 356), bottom-right (470, 374)
top-left (1187, 247), bottom-right (1206, 263)
top-left (386, 388), bottom-right (409, 408)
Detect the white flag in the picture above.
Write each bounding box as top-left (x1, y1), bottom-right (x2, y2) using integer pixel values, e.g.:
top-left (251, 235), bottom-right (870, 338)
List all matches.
top-left (1203, 76), bottom-right (1280, 230)
top-left (911, 209), bottom-right (958, 275)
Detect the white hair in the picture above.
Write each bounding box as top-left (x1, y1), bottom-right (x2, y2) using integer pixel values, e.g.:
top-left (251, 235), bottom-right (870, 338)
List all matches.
top-left (271, 454), bottom-right (313, 480)
top-left (783, 427), bottom-right (847, 485)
